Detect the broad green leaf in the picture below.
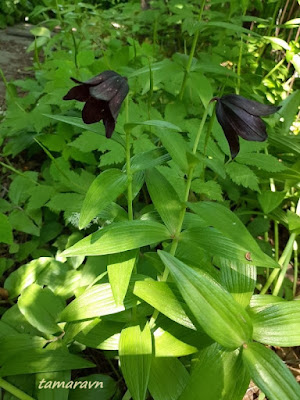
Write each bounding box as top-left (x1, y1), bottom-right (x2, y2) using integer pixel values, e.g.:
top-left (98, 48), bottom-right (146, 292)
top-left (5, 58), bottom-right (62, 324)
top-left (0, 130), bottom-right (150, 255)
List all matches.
top-left (130, 148), bottom-right (171, 174)
top-left (18, 284), bottom-right (65, 335)
top-left (2, 304), bottom-right (43, 336)
top-left (0, 213), bottom-right (13, 244)
top-left (226, 162), bottom-right (260, 192)
top-left (62, 221), bottom-right (171, 257)
top-left (191, 180), bottom-right (223, 202)
top-left (242, 342), bottom-right (300, 400)
top-left (36, 371), bottom-right (70, 400)
top-left (37, 260), bottom-right (82, 299)
top-left (75, 318), bottom-right (123, 350)
top-left (0, 321), bottom-right (18, 338)
top-left (108, 250), bottom-right (138, 306)
top-left (287, 210), bottom-right (300, 233)
top-left (179, 343), bottom-right (250, 400)
top-left (219, 258), bottom-right (256, 308)
top-left (188, 202), bottom-right (279, 268)
top-left (158, 251), bottom-right (253, 349)
top-left (79, 169), bottom-right (128, 229)
top-left (0, 348), bottom-right (94, 377)
top-left (189, 72), bottom-right (213, 108)
top-left (0, 334), bottom-right (46, 365)
top-left (124, 120), bottom-right (181, 132)
top-left (4, 257), bottom-right (51, 298)
top-left (236, 153), bottom-right (287, 172)
top-left (258, 191), bottom-right (286, 214)
top-left (68, 374), bottom-right (116, 400)
top-left (133, 280), bottom-right (195, 330)
top-left (145, 168), bottom-right (183, 234)
top-left (59, 282), bottom-right (138, 322)
top-left (9, 209), bottom-right (40, 236)
top-left (148, 357), bottom-right (189, 400)
top-left (250, 301), bottom-right (300, 346)
top-left (119, 322), bottom-right (152, 400)
top-left (30, 26), bottom-right (51, 38)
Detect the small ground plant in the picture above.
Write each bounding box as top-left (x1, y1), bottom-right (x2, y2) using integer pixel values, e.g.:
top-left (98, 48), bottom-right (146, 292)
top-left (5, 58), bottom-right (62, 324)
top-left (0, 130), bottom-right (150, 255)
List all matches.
top-left (0, 1), bottom-right (299, 399)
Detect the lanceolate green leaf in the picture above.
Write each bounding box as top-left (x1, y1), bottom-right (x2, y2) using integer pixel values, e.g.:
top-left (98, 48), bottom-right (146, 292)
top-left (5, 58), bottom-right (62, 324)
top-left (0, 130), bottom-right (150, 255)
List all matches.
top-left (179, 344), bottom-right (250, 400)
top-left (75, 318), bottom-right (123, 350)
top-left (130, 148), bottom-right (171, 173)
top-left (124, 120), bottom-right (182, 133)
top-left (188, 202), bottom-right (279, 268)
top-left (145, 167), bottom-right (183, 235)
top-left (59, 283), bottom-right (137, 322)
top-left (219, 258), bottom-right (256, 308)
top-left (148, 357), bottom-right (189, 400)
top-left (158, 251), bottom-right (253, 349)
top-left (107, 250), bottom-right (138, 306)
top-left (133, 280), bottom-right (195, 330)
top-left (250, 301), bottom-right (300, 346)
top-left (242, 342), bottom-right (300, 400)
top-left (79, 169), bottom-right (128, 229)
top-left (62, 221), bottom-right (171, 257)
top-left (43, 114), bottom-right (124, 146)
top-left (119, 322), bottom-right (152, 400)
top-left (0, 348), bottom-right (94, 377)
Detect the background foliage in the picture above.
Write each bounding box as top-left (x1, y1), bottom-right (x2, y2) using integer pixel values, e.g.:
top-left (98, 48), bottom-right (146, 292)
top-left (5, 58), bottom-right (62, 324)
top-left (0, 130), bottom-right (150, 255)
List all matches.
top-left (0, 0), bottom-right (299, 399)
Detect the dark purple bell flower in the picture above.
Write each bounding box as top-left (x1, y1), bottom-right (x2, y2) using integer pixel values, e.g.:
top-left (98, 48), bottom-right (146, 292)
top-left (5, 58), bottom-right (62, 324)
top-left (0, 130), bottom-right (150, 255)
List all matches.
top-left (213, 94), bottom-right (280, 158)
top-left (63, 70), bottom-right (129, 138)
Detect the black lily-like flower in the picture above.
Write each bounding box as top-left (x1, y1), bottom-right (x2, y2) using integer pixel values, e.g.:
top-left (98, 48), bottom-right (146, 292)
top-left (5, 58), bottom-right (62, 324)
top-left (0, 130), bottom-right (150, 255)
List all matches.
top-left (214, 94), bottom-right (280, 158)
top-left (63, 70), bottom-right (129, 138)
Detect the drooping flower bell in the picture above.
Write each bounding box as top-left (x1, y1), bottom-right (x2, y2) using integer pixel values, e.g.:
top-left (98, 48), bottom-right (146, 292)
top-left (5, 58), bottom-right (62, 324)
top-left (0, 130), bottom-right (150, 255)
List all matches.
top-left (63, 70), bottom-right (129, 138)
top-left (213, 94), bottom-right (280, 158)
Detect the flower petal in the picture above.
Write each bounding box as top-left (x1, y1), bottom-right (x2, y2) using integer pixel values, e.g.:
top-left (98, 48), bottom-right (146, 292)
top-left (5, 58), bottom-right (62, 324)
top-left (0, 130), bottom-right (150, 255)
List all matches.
top-left (221, 94), bottom-right (281, 116)
top-left (109, 79), bottom-right (129, 119)
top-left (82, 99), bottom-right (107, 124)
top-left (104, 116), bottom-right (116, 138)
top-left (89, 75), bottom-right (126, 101)
top-left (221, 102), bottom-right (267, 142)
top-left (63, 85), bottom-right (90, 102)
top-left (216, 101), bottom-right (240, 158)
top-left (84, 70), bottom-right (119, 86)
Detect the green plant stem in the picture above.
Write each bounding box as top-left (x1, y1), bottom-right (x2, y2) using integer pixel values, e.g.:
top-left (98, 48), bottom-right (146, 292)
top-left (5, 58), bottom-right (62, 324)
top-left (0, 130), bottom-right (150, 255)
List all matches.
top-left (260, 232), bottom-right (297, 295)
top-left (263, 58), bottom-right (284, 81)
top-left (70, 29), bottom-right (78, 69)
top-left (178, 0), bottom-right (206, 100)
top-left (0, 160), bottom-right (39, 185)
top-left (292, 240), bottom-right (298, 297)
top-left (150, 105), bottom-right (210, 328)
top-left (34, 138), bottom-right (83, 193)
top-left (0, 378), bottom-right (35, 400)
top-left (124, 96), bottom-right (133, 221)
top-left (274, 220), bottom-right (279, 262)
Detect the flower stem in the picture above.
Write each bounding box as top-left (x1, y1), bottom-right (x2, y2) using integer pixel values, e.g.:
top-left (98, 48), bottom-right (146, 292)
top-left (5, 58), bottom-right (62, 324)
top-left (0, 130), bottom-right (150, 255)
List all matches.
top-left (149, 104), bottom-right (210, 328)
top-left (0, 378), bottom-right (35, 400)
top-left (178, 0), bottom-right (206, 100)
top-left (125, 96), bottom-right (133, 221)
top-left (236, 35), bottom-right (243, 95)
